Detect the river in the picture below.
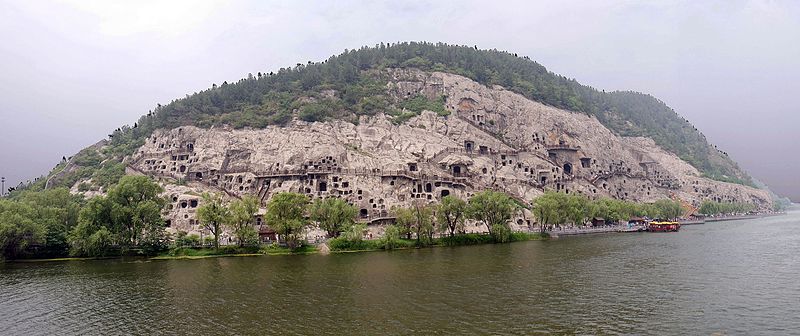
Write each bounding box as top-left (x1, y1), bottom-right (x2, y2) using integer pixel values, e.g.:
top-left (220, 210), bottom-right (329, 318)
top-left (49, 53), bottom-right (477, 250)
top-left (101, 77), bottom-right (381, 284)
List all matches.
top-left (2, 210), bottom-right (799, 335)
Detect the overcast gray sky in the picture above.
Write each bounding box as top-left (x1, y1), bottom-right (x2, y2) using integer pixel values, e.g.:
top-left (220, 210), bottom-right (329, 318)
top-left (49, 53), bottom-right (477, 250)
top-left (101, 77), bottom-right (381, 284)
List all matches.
top-left (1, 0), bottom-right (798, 200)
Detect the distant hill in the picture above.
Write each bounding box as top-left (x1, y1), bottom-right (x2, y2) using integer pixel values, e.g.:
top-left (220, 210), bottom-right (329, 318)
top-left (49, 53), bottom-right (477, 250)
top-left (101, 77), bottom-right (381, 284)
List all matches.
top-left (22, 42), bottom-right (752, 193)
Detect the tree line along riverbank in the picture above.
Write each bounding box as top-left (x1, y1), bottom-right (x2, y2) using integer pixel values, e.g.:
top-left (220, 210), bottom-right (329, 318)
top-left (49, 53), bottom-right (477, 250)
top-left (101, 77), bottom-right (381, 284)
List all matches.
top-left (0, 175), bottom-right (773, 262)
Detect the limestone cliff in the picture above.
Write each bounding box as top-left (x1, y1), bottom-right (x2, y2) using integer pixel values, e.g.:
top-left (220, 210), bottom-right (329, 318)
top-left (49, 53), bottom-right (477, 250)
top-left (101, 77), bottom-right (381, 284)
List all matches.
top-left (122, 69), bottom-right (771, 234)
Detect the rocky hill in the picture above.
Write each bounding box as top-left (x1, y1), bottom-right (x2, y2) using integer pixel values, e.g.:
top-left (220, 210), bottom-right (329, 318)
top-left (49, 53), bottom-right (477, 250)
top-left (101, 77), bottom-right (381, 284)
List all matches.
top-left (29, 43), bottom-right (771, 235)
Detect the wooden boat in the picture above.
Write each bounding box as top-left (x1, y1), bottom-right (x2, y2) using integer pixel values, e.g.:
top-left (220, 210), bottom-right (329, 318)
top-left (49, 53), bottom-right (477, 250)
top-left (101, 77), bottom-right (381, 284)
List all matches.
top-left (647, 220), bottom-right (681, 232)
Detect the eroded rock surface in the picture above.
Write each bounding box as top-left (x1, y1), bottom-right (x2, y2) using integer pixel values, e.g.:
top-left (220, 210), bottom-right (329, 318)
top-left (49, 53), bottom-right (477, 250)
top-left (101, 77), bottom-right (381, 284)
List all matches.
top-left (124, 69), bottom-right (771, 234)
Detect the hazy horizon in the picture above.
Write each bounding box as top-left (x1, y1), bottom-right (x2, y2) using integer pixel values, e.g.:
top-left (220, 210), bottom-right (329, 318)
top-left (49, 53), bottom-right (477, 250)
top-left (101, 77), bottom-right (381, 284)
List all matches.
top-left (1, 0), bottom-right (798, 201)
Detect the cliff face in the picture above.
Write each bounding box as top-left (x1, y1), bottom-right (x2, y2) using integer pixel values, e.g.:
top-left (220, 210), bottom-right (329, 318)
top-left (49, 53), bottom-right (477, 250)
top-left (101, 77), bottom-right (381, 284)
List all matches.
top-left (123, 69), bottom-right (771, 234)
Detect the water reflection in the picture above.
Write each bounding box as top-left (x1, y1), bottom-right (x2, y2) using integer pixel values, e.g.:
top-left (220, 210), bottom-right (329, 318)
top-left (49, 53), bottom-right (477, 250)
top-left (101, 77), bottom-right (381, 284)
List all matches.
top-left (2, 211), bottom-right (800, 335)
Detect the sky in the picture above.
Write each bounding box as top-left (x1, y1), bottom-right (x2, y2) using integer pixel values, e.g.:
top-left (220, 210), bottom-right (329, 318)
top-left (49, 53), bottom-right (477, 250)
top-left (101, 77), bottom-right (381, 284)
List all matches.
top-left (0, 0), bottom-right (798, 200)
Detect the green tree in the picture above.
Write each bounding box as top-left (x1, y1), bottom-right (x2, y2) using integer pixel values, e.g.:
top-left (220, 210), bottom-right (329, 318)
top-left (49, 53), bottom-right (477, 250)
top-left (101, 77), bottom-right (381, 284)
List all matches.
top-left (310, 197), bottom-right (357, 238)
top-left (436, 195), bottom-right (467, 237)
top-left (0, 200), bottom-right (45, 259)
top-left (698, 200), bottom-right (755, 216)
top-left (228, 195), bottom-right (260, 247)
top-left (653, 199), bottom-right (684, 220)
top-left (381, 225), bottom-right (401, 250)
top-left (588, 198), bottom-right (625, 223)
top-left (17, 188), bottom-right (82, 256)
top-left (105, 175), bottom-right (166, 248)
top-left (68, 197), bottom-right (116, 256)
top-left (197, 193), bottom-right (230, 249)
top-left (532, 191), bottom-right (565, 232)
top-left (265, 192), bottom-right (309, 249)
top-left (394, 206), bottom-right (415, 240)
top-left (565, 194), bottom-right (589, 226)
top-left (468, 191), bottom-right (516, 242)
top-left (411, 202), bottom-right (434, 246)
top-left (342, 223), bottom-right (366, 242)
top-left (67, 176), bottom-right (166, 256)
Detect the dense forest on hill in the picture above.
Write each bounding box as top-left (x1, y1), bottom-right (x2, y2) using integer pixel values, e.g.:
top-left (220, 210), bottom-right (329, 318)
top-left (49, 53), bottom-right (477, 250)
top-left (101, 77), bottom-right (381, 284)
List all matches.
top-left (17, 42), bottom-right (751, 193)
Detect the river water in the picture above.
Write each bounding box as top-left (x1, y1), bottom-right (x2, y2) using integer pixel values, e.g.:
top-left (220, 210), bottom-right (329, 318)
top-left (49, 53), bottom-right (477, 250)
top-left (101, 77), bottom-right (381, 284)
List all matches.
top-left (2, 210), bottom-right (799, 335)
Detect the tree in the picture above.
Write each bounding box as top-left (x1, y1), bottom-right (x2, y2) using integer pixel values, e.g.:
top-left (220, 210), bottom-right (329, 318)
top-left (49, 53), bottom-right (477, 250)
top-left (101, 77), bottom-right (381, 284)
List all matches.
top-left (17, 188), bottom-right (82, 256)
top-left (699, 200), bottom-right (755, 216)
top-left (342, 223), bottom-right (366, 242)
top-left (411, 202), bottom-right (434, 246)
top-left (265, 192), bottom-right (309, 249)
top-left (653, 199), bottom-right (684, 220)
top-left (381, 225), bottom-right (401, 250)
top-left (468, 191), bottom-right (516, 241)
top-left (436, 195), bottom-right (466, 237)
top-left (197, 193), bottom-right (230, 249)
top-left (67, 176), bottom-right (166, 256)
top-left (310, 197), bottom-right (357, 238)
top-left (588, 198), bottom-right (625, 223)
top-left (69, 197), bottom-right (116, 256)
top-left (394, 206), bottom-right (415, 240)
top-left (228, 195), bottom-right (260, 246)
top-left (565, 194), bottom-right (589, 226)
top-left (532, 192), bottom-right (565, 232)
top-left (0, 200), bottom-right (45, 259)
top-left (105, 175), bottom-right (166, 247)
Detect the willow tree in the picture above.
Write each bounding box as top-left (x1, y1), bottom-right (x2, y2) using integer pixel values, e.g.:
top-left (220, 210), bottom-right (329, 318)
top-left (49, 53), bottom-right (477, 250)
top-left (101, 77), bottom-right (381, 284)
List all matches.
top-left (436, 195), bottom-right (467, 237)
top-left (532, 192), bottom-right (564, 232)
top-left (228, 195), bottom-right (260, 247)
top-left (468, 191), bottom-right (516, 242)
top-left (197, 193), bottom-right (230, 249)
top-left (411, 202), bottom-right (434, 246)
top-left (265, 192), bottom-right (309, 249)
top-left (310, 197), bottom-right (357, 238)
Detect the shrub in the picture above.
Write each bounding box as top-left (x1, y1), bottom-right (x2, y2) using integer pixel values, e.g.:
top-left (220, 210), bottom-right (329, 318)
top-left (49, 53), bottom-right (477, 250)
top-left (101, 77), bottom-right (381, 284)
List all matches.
top-left (327, 236), bottom-right (379, 251)
top-left (438, 233), bottom-right (494, 246)
top-left (381, 225), bottom-right (401, 250)
top-left (490, 224), bottom-right (511, 243)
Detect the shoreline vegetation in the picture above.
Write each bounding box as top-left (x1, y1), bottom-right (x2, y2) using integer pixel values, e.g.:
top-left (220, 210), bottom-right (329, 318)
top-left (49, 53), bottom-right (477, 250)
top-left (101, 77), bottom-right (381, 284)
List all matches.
top-left (14, 232), bottom-right (550, 262)
top-left (12, 211), bottom-right (787, 263)
top-left (1, 175), bottom-right (783, 263)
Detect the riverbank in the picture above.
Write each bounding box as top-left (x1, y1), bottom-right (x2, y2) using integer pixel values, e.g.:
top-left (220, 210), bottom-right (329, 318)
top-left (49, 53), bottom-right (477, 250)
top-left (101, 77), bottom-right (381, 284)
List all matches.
top-left (546, 225), bottom-right (644, 237)
top-left (11, 214), bottom-right (784, 263)
top-left (7, 232), bottom-right (549, 263)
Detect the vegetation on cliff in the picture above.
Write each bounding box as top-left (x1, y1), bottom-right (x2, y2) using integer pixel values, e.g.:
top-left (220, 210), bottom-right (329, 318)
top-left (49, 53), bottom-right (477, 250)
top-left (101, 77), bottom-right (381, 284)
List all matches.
top-left (15, 42), bottom-right (752, 193)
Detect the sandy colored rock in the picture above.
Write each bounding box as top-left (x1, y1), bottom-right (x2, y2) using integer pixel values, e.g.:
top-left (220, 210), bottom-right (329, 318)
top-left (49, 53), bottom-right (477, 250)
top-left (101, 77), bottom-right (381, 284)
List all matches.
top-left (116, 69), bottom-right (770, 234)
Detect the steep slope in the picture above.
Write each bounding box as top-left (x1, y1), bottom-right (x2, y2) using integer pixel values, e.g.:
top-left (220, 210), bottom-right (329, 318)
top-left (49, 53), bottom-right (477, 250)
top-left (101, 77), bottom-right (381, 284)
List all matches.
top-left (33, 42), bottom-right (750, 193)
top-left (22, 42), bottom-right (770, 232)
top-left (124, 69), bottom-right (769, 233)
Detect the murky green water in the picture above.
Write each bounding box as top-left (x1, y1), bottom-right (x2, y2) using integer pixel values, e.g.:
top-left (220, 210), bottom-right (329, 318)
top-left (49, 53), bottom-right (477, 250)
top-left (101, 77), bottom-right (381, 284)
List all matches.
top-left (2, 211), bottom-right (799, 335)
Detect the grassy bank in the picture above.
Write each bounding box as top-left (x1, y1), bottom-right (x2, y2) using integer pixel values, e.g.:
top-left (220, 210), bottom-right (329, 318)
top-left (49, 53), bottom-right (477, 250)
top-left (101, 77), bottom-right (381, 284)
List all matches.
top-left (10, 233), bottom-right (549, 262)
top-left (151, 244), bottom-right (318, 260)
top-left (327, 232), bottom-right (549, 253)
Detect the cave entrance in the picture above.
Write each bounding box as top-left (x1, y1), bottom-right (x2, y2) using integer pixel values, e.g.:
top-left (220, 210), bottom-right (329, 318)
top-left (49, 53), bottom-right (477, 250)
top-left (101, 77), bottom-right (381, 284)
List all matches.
top-left (563, 163), bottom-right (573, 175)
top-left (440, 189), bottom-right (450, 198)
top-left (318, 182), bottom-right (327, 192)
top-left (464, 141), bottom-right (474, 151)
